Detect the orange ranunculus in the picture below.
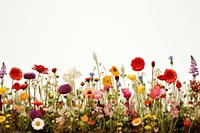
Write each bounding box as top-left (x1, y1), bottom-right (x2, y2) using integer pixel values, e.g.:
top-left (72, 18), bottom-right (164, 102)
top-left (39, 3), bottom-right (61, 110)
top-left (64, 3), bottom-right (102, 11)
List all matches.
top-left (83, 87), bottom-right (94, 98)
top-left (9, 67), bottom-right (22, 80)
top-left (81, 115), bottom-right (88, 122)
top-left (110, 66), bottom-right (119, 76)
top-left (131, 57), bottom-right (145, 71)
top-left (20, 93), bottom-right (28, 101)
top-left (102, 75), bottom-right (112, 86)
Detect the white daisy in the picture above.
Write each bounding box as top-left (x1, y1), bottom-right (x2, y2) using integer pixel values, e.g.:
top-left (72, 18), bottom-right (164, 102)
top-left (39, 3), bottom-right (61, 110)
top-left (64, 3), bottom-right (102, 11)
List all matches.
top-left (32, 118), bottom-right (44, 130)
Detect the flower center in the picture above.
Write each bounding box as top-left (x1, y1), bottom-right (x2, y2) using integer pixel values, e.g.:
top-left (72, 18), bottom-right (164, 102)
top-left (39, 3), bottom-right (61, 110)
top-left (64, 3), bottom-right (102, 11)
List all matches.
top-left (36, 121), bottom-right (41, 126)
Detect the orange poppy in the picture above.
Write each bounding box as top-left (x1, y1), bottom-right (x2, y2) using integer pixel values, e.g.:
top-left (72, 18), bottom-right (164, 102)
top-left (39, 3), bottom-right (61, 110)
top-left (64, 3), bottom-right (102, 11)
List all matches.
top-left (102, 76), bottom-right (112, 86)
top-left (110, 66), bottom-right (119, 76)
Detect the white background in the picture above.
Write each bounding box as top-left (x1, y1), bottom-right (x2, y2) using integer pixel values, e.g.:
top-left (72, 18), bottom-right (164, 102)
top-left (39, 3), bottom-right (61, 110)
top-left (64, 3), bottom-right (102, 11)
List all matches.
top-left (0, 0), bottom-right (200, 86)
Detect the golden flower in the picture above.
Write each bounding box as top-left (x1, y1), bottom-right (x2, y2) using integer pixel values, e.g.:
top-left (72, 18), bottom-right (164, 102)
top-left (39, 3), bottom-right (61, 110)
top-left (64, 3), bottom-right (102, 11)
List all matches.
top-left (5, 125), bottom-right (10, 128)
top-left (137, 86), bottom-right (145, 94)
top-left (145, 125), bottom-right (152, 130)
top-left (81, 115), bottom-right (88, 122)
top-left (77, 104), bottom-right (82, 109)
top-left (49, 93), bottom-right (54, 98)
top-left (132, 118), bottom-right (142, 126)
top-left (0, 116), bottom-right (6, 123)
top-left (0, 87), bottom-right (7, 95)
top-left (110, 66), bottom-right (119, 76)
top-left (118, 127), bottom-right (122, 130)
top-left (144, 114), bottom-right (152, 119)
top-left (18, 105), bottom-right (25, 113)
top-left (102, 75), bottom-right (112, 86)
top-left (83, 87), bottom-right (94, 98)
top-left (117, 122), bottom-right (123, 126)
top-left (3, 99), bottom-right (9, 104)
top-left (126, 74), bottom-right (136, 81)
top-left (20, 93), bottom-right (28, 101)
top-left (6, 114), bottom-right (11, 117)
top-left (5, 121), bottom-right (9, 124)
top-left (13, 104), bottom-right (18, 110)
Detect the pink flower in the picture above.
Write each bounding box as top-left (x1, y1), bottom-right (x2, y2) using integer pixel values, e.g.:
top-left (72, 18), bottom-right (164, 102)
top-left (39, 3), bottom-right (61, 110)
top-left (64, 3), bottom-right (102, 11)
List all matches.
top-left (122, 88), bottom-right (132, 100)
top-left (149, 84), bottom-right (165, 99)
top-left (93, 90), bottom-right (103, 100)
top-left (170, 107), bottom-right (179, 118)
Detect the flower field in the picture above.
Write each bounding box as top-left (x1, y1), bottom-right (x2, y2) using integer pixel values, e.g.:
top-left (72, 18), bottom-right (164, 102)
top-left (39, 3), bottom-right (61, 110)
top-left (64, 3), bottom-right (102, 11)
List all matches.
top-left (0, 53), bottom-right (200, 133)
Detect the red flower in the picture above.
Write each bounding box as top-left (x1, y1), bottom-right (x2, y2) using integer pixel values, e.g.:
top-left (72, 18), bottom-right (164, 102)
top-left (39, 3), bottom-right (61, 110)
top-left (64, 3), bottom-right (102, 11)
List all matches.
top-left (52, 68), bottom-right (57, 73)
top-left (157, 69), bottom-right (177, 84)
top-left (122, 88), bottom-right (132, 100)
top-left (183, 118), bottom-right (191, 128)
top-left (9, 67), bottom-right (22, 80)
top-left (13, 82), bottom-right (21, 91)
top-left (176, 81), bottom-right (182, 89)
top-left (32, 65), bottom-right (48, 74)
top-left (144, 99), bottom-right (152, 106)
top-left (32, 100), bottom-right (43, 106)
top-left (20, 84), bottom-right (28, 90)
top-left (131, 57), bottom-right (145, 71)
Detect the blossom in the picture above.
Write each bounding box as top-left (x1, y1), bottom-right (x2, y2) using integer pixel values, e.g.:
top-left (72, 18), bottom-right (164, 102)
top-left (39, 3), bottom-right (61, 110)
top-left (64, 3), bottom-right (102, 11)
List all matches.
top-left (83, 87), bottom-right (94, 98)
top-left (20, 93), bottom-right (28, 101)
top-left (189, 55), bottom-right (199, 78)
top-left (137, 86), bottom-right (145, 94)
top-left (18, 105), bottom-right (25, 114)
top-left (32, 65), bottom-right (48, 74)
top-left (149, 84), bottom-right (165, 99)
top-left (23, 72), bottom-right (36, 79)
top-left (184, 118), bottom-right (191, 128)
top-left (29, 110), bottom-right (43, 120)
top-left (102, 75), bottom-right (112, 86)
top-left (32, 118), bottom-right (44, 130)
top-left (63, 67), bottom-right (81, 84)
top-left (32, 100), bottom-right (43, 106)
top-left (52, 68), bottom-right (57, 73)
top-left (13, 82), bottom-right (21, 91)
top-left (89, 72), bottom-right (95, 77)
top-left (58, 84), bottom-right (72, 94)
top-left (93, 90), bottom-right (103, 100)
top-left (0, 116), bottom-right (6, 123)
top-left (176, 81), bottom-right (182, 89)
top-left (0, 62), bottom-right (6, 79)
top-left (126, 74), bottom-right (136, 81)
top-left (132, 118), bottom-right (142, 126)
top-left (131, 57), bottom-right (145, 71)
top-left (145, 125), bottom-right (152, 130)
top-left (9, 67), bottom-right (22, 80)
top-left (88, 119), bottom-right (95, 125)
top-left (0, 87), bottom-right (7, 95)
top-left (122, 88), bottom-right (131, 100)
top-left (103, 85), bottom-right (110, 91)
top-left (157, 69), bottom-right (177, 84)
top-left (81, 115), bottom-right (88, 122)
top-left (110, 66), bottom-right (119, 76)
top-left (170, 107), bottom-right (179, 118)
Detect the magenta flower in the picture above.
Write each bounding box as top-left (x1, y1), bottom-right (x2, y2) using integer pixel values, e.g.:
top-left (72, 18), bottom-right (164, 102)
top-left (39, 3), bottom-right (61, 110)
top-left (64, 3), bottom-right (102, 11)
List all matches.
top-left (58, 84), bottom-right (72, 94)
top-left (149, 84), bottom-right (165, 99)
top-left (29, 109), bottom-right (43, 120)
top-left (122, 88), bottom-right (132, 100)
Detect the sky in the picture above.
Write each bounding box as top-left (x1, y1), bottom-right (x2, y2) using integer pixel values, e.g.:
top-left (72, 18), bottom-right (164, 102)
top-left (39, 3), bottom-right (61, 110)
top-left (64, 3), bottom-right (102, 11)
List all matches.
top-left (0, 0), bottom-right (200, 86)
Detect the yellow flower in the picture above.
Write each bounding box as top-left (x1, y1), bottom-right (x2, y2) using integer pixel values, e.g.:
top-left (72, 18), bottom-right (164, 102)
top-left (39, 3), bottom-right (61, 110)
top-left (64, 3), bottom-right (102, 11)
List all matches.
top-left (18, 105), bottom-right (25, 113)
top-left (20, 93), bottom-right (28, 101)
top-left (49, 93), bottom-right (54, 98)
top-left (144, 114), bottom-right (152, 119)
top-left (0, 87), bottom-right (7, 94)
top-left (5, 125), bottom-right (10, 128)
top-left (137, 86), bottom-right (145, 94)
top-left (117, 122), bottom-right (123, 126)
top-left (0, 116), bottom-right (6, 123)
top-left (102, 75), bottom-right (112, 86)
top-left (145, 125), bottom-right (152, 130)
top-left (126, 74), bottom-right (136, 81)
top-left (110, 66), bottom-right (119, 76)
top-left (118, 127), bottom-right (122, 130)
top-left (3, 99), bottom-right (9, 104)
top-left (119, 131), bottom-right (122, 133)
top-left (6, 114), bottom-right (11, 117)
top-left (132, 118), bottom-right (142, 126)
top-left (13, 104), bottom-right (19, 110)
top-left (81, 115), bottom-right (88, 122)
top-left (5, 121), bottom-right (9, 124)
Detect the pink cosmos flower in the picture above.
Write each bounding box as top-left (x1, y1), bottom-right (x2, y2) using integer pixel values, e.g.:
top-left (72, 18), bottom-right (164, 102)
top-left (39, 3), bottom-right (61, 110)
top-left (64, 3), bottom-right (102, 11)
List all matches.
top-left (122, 88), bottom-right (132, 100)
top-left (149, 84), bottom-right (165, 99)
top-left (93, 90), bottom-right (103, 100)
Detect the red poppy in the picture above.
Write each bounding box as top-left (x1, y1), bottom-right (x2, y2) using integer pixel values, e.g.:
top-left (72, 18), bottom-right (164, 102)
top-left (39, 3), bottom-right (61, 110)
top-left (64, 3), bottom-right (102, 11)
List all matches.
top-left (144, 99), bottom-right (152, 106)
top-left (157, 69), bottom-right (177, 84)
top-left (131, 57), bottom-right (145, 71)
top-left (32, 65), bottom-right (48, 74)
top-left (13, 82), bottom-right (21, 91)
top-left (183, 118), bottom-right (191, 128)
top-left (52, 68), bottom-right (57, 73)
top-left (9, 67), bottom-right (22, 80)
top-left (32, 100), bottom-right (43, 106)
top-left (20, 84), bottom-right (28, 90)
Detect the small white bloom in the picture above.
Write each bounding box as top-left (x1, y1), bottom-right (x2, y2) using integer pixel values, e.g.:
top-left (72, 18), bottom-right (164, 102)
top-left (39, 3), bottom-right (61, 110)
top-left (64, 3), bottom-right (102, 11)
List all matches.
top-left (63, 67), bottom-right (81, 83)
top-left (32, 118), bottom-right (44, 130)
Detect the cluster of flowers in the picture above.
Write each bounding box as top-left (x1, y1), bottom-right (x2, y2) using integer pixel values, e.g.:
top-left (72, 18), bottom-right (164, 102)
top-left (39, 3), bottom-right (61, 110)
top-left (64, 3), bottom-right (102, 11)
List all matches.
top-left (0, 53), bottom-right (200, 133)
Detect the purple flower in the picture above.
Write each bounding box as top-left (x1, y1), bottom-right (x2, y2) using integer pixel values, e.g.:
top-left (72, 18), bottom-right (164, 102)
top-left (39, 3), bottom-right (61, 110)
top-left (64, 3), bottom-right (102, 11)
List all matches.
top-left (89, 72), bottom-right (95, 77)
top-left (169, 55), bottom-right (174, 65)
top-left (23, 72), bottom-right (36, 79)
top-left (29, 109), bottom-right (43, 120)
top-left (138, 75), bottom-right (143, 80)
top-left (189, 55), bottom-right (199, 78)
top-left (58, 84), bottom-right (72, 94)
top-left (0, 62), bottom-right (6, 79)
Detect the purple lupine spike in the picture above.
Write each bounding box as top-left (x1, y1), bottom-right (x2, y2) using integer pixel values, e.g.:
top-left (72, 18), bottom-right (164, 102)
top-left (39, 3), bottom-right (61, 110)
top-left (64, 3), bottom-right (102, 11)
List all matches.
top-left (189, 55), bottom-right (199, 78)
top-left (0, 62), bottom-right (6, 79)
